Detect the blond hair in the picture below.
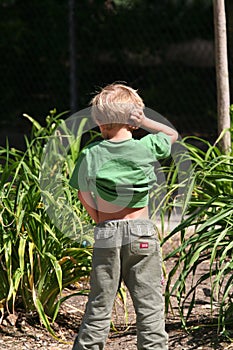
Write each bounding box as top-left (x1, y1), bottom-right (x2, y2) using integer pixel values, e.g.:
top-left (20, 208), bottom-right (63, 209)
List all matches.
top-left (90, 83), bottom-right (144, 125)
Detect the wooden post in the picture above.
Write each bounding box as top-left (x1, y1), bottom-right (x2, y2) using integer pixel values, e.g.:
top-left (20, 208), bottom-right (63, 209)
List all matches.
top-left (213, 0), bottom-right (231, 153)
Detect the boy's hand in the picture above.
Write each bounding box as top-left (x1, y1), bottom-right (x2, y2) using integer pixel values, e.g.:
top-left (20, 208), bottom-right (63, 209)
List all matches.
top-left (128, 109), bottom-right (145, 129)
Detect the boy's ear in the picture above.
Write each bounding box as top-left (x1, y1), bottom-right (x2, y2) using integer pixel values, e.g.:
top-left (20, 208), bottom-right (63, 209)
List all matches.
top-left (99, 124), bottom-right (108, 130)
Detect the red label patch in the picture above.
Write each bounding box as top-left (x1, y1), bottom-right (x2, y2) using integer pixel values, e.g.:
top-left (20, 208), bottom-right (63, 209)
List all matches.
top-left (140, 242), bottom-right (149, 249)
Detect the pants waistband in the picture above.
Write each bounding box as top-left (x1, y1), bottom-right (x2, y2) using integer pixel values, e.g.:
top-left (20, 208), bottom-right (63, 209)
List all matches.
top-left (96, 218), bottom-right (153, 228)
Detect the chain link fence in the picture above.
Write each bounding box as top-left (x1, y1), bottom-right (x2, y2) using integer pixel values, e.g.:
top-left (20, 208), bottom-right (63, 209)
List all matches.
top-left (0, 0), bottom-right (232, 147)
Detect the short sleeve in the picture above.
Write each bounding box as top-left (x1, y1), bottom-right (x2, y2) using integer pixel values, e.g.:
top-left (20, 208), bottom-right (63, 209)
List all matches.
top-left (69, 151), bottom-right (90, 191)
top-left (140, 132), bottom-right (171, 160)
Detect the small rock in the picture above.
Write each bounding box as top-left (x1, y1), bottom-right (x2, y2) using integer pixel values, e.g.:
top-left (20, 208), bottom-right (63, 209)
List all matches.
top-left (6, 313), bottom-right (18, 326)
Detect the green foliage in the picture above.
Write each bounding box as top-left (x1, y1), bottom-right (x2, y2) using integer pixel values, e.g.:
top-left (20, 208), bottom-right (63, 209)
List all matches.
top-left (0, 110), bottom-right (95, 336)
top-left (162, 134), bottom-right (233, 337)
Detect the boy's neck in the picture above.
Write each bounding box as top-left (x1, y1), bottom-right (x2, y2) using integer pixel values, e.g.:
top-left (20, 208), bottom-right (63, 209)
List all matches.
top-left (100, 124), bottom-right (132, 141)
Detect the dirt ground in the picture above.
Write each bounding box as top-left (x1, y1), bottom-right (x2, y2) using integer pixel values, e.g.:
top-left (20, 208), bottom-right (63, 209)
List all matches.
top-left (1, 234), bottom-right (233, 350)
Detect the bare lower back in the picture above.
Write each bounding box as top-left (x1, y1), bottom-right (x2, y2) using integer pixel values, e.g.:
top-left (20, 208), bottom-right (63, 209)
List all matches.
top-left (96, 196), bottom-right (149, 223)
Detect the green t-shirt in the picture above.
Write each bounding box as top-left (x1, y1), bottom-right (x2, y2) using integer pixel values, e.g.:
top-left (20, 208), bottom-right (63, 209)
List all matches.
top-left (69, 132), bottom-right (171, 208)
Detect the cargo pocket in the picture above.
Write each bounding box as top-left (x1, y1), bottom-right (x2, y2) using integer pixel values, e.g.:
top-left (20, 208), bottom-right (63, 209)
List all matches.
top-left (94, 226), bottom-right (116, 248)
top-left (129, 223), bottom-right (158, 255)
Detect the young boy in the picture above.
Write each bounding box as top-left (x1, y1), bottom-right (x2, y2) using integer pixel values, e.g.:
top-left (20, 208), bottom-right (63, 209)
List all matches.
top-left (69, 83), bottom-right (178, 350)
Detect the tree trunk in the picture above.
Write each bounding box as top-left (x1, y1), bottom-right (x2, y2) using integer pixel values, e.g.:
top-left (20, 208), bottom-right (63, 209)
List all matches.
top-left (213, 0), bottom-right (231, 153)
top-left (225, 0), bottom-right (233, 103)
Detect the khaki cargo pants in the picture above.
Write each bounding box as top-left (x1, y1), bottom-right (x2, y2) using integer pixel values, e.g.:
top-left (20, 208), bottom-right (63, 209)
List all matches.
top-left (72, 219), bottom-right (168, 350)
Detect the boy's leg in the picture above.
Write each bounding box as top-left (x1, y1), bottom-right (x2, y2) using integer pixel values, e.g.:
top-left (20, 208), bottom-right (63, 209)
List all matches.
top-left (72, 241), bottom-right (121, 349)
top-left (122, 220), bottom-right (168, 350)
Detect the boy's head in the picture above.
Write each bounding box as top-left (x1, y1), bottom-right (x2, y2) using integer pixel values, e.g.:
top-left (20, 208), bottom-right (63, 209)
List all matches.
top-left (90, 83), bottom-right (144, 127)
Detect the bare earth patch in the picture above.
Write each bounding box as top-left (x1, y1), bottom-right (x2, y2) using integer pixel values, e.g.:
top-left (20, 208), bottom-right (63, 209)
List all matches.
top-left (1, 234), bottom-right (233, 350)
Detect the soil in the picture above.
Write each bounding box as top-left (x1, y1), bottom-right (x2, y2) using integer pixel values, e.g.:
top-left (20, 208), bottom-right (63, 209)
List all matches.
top-left (1, 233), bottom-right (233, 350)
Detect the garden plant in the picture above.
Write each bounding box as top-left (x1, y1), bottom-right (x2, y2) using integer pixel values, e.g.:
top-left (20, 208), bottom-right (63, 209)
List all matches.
top-left (162, 121), bottom-right (233, 338)
top-left (0, 111), bottom-right (94, 337)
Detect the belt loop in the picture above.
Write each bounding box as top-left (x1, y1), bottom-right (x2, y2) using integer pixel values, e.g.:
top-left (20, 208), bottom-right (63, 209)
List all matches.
top-left (126, 220), bottom-right (130, 237)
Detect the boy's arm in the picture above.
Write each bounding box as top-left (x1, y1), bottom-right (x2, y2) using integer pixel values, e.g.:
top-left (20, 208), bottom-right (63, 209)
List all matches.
top-left (78, 191), bottom-right (99, 223)
top-left (129, 109), bottom-right (178, 144)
